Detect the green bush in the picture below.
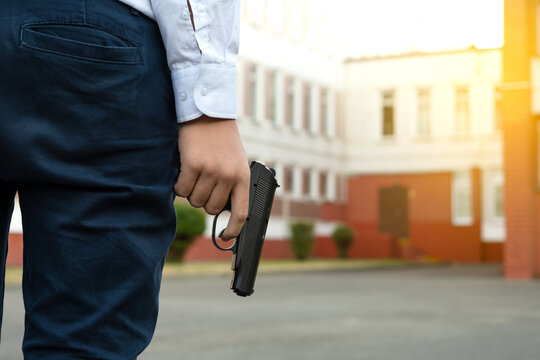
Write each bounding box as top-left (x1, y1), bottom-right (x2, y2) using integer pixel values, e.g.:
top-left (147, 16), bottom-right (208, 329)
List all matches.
top-left (289, 221), bottom-right (314, 260)
top-left (168, 202), bottom-right (206, 262)
top-left (332, 225), bottom-right (354, 259)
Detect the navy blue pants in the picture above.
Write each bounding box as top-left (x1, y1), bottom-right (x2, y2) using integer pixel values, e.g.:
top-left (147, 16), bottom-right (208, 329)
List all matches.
top-left (0, 0), bottom-right (179, 358)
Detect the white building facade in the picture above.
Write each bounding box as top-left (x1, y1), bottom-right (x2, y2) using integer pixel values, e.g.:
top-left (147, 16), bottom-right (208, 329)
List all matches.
top-left (343, 48), bottom-right (505, 261)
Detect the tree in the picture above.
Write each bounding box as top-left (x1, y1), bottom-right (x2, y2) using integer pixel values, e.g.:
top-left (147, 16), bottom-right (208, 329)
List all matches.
top-left (168, 202), bottom-right (206, 262)
top-left (332, 225), bottom-right (354, 259)
top-left (289, 221), bottom-right (314, 260)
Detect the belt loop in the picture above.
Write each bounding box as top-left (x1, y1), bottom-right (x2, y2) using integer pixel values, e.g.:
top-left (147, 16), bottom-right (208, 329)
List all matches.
top-left (130, 7), bottom-right (140, 16)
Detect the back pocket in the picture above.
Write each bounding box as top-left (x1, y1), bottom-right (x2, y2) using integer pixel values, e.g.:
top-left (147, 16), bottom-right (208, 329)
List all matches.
top-left (20, 23), bottom-right (141, 64)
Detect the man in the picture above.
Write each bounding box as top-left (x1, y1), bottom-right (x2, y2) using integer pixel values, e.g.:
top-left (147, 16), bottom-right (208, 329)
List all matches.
top-left (0, 0), bottom-right (248, 358)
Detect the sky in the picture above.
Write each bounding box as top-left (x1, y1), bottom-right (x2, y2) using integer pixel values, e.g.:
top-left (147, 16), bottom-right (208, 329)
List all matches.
top-left (336, 0), bottom-right (504, 58)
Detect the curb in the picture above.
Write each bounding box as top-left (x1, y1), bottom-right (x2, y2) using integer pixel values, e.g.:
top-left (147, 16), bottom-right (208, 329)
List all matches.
top-left (4, 260), bottom-right (444, 285)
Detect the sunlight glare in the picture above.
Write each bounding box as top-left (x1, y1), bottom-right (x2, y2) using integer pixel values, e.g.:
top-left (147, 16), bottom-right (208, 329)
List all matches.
top-left (339, 0), bottom-right (504, 57)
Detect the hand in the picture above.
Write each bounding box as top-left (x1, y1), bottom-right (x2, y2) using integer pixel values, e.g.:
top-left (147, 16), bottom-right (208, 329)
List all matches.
top-left (175, 115), bottom-right (250, 241)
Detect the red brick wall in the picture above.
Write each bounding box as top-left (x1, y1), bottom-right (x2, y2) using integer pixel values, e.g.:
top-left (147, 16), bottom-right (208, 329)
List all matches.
top-left (320, 202), bottom-right (347, 222)
top-left (6, 233), bottom-right (23, 267)
top-left (482, 243), bottom-right (504, 263)
top-left (347, 171), bottom-right (492, 262)
top-left (502, 0), bottom-right (539, 278)
top-left (185, 236), bottom-right (333, 262)
top-left (503, 89), bottom-right (538, 278)
top-left (312, 236), bottom-right (337, 258)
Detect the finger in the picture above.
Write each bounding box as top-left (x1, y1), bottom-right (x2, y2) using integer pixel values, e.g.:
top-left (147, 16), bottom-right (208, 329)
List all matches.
top-left (174, 166), bottom-right (199, 198)
top-left (204, 182), bottom-right (233, 215)
top-left (221, 180), bottom-right (249, 241)
top-left (187, 175), bottom-right (215, 208)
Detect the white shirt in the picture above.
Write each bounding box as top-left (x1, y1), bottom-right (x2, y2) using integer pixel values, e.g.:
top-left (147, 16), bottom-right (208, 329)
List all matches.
top-left (118, 0), bottom-right (240, 123)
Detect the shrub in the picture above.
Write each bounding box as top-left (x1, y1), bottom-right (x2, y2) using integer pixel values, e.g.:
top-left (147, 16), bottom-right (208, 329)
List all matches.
top-left (289, 221), bottom-right (314, 260)
top-left (332, 225), bottom-right (354, 259)
top-left (168, 202), bottom-right (206, 262)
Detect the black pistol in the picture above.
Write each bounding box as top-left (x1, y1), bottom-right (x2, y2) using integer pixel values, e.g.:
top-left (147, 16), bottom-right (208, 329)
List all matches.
top-left (211, 161), bottom-right (279, 297)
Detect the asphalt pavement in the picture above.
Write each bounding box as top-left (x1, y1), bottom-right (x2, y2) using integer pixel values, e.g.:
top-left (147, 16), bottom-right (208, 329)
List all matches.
top-left (1, 265), bottom-right (540, 359)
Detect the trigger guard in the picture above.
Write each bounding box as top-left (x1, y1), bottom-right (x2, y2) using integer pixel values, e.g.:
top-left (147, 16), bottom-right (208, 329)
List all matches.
top-left (211, 209), bottom-right (236, 252)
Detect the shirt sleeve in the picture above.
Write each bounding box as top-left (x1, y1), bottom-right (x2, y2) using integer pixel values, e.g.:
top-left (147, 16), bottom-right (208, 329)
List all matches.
top-left (150, 0), bottom-right (240, 123)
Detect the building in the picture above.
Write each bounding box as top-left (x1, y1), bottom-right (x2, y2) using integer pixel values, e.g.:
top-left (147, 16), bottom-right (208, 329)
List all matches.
top-left (343, 47), bottom-right (505, 262)
top-left (7, 2), bottom-right (539, 277)
top-left (183, 0), bottom-right (349, 261)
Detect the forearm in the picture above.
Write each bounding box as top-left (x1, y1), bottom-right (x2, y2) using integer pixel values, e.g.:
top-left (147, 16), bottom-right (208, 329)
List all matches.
top-left (150, 0), bottom-right (241, 123)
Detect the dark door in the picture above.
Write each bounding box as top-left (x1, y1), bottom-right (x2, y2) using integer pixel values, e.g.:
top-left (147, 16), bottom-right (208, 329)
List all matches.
top-left (378, 185), bottom-right (409, 238)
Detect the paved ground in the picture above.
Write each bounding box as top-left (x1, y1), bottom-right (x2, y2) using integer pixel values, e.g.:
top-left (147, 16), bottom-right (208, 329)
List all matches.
top-left (1, 265), bottom-right (540, 359)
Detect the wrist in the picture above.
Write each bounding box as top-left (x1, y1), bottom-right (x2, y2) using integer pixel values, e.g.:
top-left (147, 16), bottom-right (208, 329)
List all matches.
top-left (180, 114), bottom-right (235, 126)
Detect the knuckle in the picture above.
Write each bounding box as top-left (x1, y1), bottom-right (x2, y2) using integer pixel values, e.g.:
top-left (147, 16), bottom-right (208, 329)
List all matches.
top-left (188, 197), bottom-right (203, 208)
top-left (202, 163), bottom-right (218, 178)
top-left (239, 167), bottom-right (250, 182)
top-left (185, 160), bottom-right (201, 173)
top-left (234, 210), bottom-right (249, 223)
top-left (174, 184), bottom-right (188, 198)
top-left (204, 205), bottom-right (220, 215)
top-left (221, 169), bottom-right (236, 183)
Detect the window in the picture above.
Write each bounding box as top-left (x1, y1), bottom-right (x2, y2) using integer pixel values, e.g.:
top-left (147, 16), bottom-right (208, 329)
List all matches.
top-left (285, 76), bottom-right (295, 127)
top-left (481, 169), bottom-right (505, 241)
top-left (382, 90), bottom-right (395, 136)
top-left (284, 166), bottom-right (294, 194)
top-left (455, 87), bottom-right (470, 134)
top-left (303, 83), bottom-right (311, 131)
top-left (494, 87), bottom-right (503, 131)
top-left (483, 170), bottom-right (504, 220)
top-left (456, 189), bottom-right (471, 218)
top-left (494, 185), bottom-right (504, 218)
top-left (266, 70), bottom-right (277, 123)
top-left (319, 171), bottom-right (327, 198)
top-left (335, 173), bottom-right (343, 202)
top-left (245, 64), bottom-right (258, 120)
top-left (320, 88), bottom-right (328, 136)
top-left (302, 169), bottom-right (311, 196)
top-left (452, 171), bottom-right (473, 226)
top-left (417, 88), bottom-right (431, 136)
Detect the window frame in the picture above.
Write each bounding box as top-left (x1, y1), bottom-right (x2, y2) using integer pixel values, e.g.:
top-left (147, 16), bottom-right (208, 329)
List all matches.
top-left (417, 88), bottom-right (431, 136)
top-left (284, 76), bottom-right (295, 128)
top-left (320, 88), bottom-right (328, 137)
top-left (245, 63), bottom-right (258, 121)
top-left (494, 87), bottom-right (503, 132)
top-left (302, 168), bottom-right (311, 197)
top-left (451, 171), bottom-right (474, 226)
top-left (303, 82), bottom-right (312, 131)
top-left (266, 69), bottom-right (277, 123)
top-left (382, 90), bottom-right (395, 137)
top-left (455, 86), bottom-right (470, 135)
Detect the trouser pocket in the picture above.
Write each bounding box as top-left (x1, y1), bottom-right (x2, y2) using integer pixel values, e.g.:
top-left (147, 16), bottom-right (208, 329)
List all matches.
top-left (21, 22), bottom-right (141, 64)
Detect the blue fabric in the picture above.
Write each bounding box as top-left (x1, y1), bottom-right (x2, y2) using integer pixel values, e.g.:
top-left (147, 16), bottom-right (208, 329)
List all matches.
top-left (0, 0), bottom-right (179, 358)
